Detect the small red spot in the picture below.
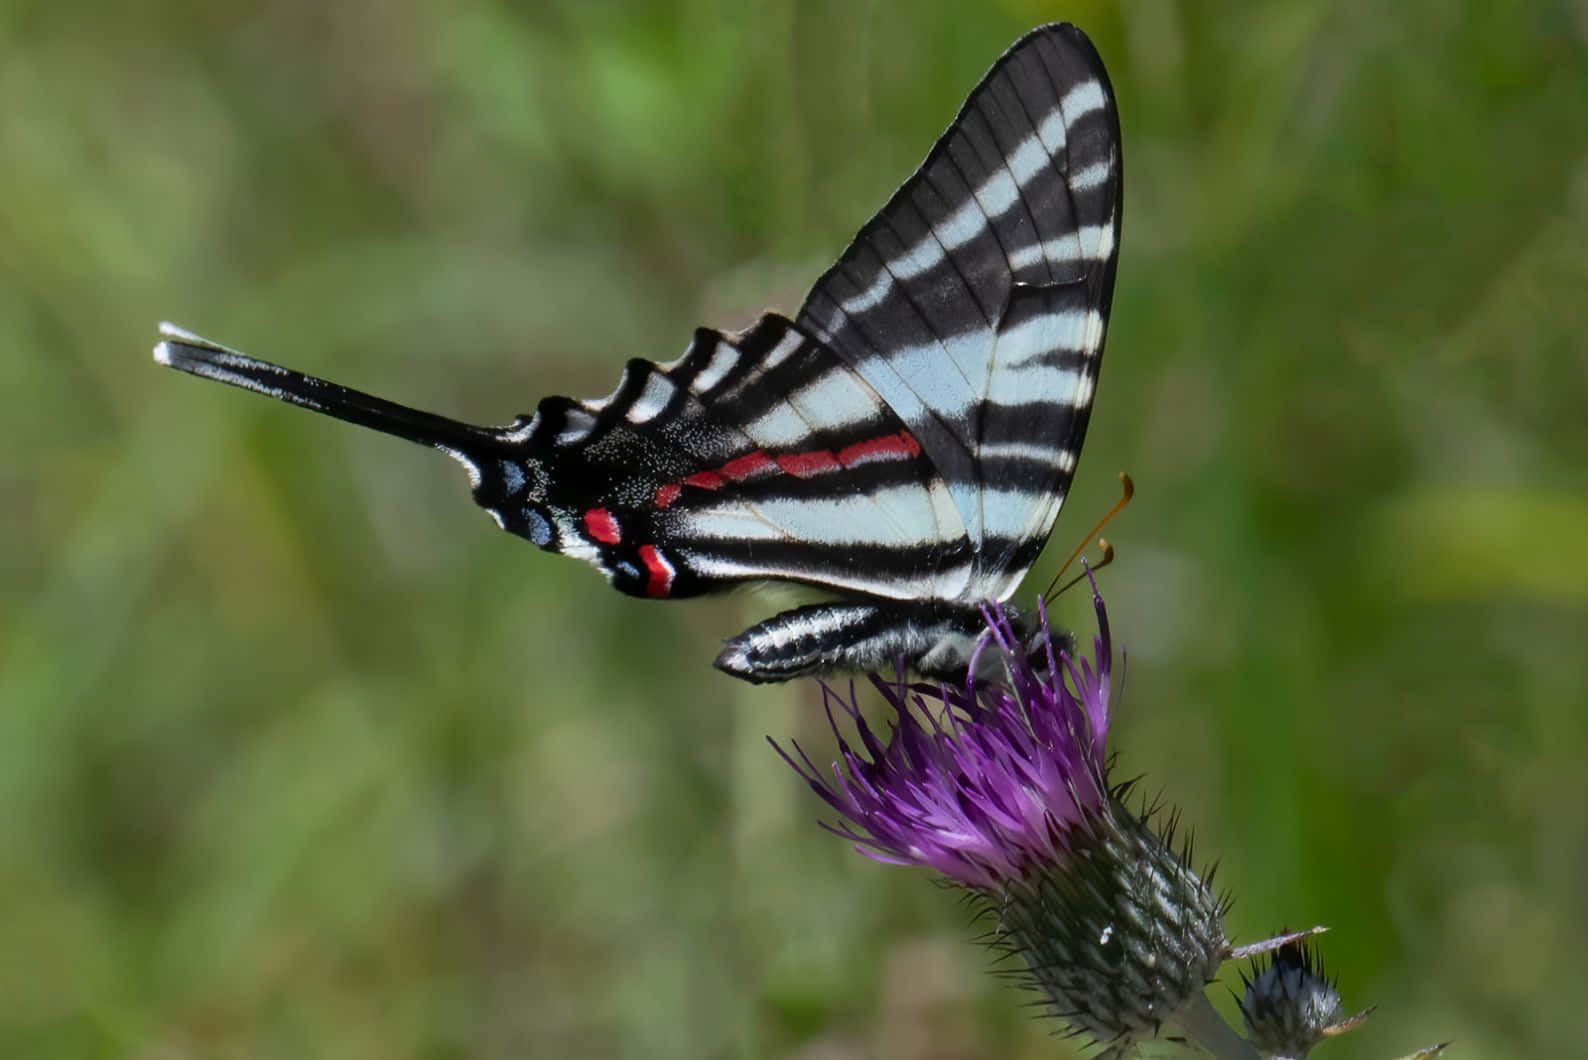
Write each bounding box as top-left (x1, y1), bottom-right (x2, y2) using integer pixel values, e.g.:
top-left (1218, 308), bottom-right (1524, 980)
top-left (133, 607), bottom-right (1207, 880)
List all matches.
top-left (685, 471), bottom-right (725, 491)
top-left (583, 508), bottom-right (621, 545)
top-left (655, 483), bottom-right (682, 508)
top-left (777, 450), bottom-right (840, 477)
top-left (722, 451), bottom-right (774, 481)
top-left (638, 545), bottom-right (674, 598)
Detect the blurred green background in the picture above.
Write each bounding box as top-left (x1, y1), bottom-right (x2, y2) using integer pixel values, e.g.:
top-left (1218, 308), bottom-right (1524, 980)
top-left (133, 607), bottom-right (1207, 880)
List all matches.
top-left (4, 0), bottom-right (1586, 1056)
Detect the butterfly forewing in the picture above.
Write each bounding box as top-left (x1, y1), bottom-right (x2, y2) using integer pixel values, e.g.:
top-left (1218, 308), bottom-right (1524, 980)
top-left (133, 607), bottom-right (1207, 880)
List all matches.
top-left (796, 22), bottom-right (1121, 598)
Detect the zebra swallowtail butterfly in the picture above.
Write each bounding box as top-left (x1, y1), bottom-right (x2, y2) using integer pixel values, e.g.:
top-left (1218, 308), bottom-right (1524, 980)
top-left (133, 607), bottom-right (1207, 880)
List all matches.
top-left (153, 23), bottom-right (1121, 684)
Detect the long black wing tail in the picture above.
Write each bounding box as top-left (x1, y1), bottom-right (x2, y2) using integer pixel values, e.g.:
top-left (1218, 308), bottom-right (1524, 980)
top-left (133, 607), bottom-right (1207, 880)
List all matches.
top-left (153, 322), bottom-right (514, 456)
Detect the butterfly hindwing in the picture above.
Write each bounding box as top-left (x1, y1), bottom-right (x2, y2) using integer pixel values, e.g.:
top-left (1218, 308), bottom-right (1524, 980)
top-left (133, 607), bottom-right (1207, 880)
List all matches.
top-left (442, 314), bottom-right (975, 603)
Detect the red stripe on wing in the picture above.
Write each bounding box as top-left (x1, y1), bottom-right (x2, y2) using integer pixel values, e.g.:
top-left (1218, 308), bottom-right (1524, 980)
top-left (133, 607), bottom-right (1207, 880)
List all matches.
top-left (838, 431), bottom-right (921, 466)
top-left (685, 471), bottom-right (726, 491)
top-left (652, 430), bottom-right (923, 509)
top-left (722, 451), bottom-right (775, 480)
top-left (777, 450), bottom-right (840, 477)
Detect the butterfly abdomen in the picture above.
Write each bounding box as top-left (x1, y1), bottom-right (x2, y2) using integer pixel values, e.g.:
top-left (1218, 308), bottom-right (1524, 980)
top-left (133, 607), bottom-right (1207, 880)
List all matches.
top-left (716, 600), bottom-right (1005, 683)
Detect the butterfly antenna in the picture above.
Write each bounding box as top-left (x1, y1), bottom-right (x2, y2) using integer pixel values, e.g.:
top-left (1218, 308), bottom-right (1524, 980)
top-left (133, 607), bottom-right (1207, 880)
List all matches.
top-left (1050, 538), bottom-right (1115, 600)
top-left (1041, 472), bottom-right (1133, 606)
top-left (153, 323), bottom-right (513, 457)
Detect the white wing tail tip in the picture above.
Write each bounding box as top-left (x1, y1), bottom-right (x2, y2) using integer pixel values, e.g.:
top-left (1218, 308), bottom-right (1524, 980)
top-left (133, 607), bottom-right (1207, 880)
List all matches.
top-left (157, 321), bottom-right (207, 343)
top-left (155, 322), bottom-right (239, 367)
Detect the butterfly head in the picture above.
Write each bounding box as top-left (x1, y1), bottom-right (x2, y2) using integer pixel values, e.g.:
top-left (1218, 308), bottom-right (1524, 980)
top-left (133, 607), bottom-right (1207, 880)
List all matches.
top-left (955, 602), bottom-right (1077, 685)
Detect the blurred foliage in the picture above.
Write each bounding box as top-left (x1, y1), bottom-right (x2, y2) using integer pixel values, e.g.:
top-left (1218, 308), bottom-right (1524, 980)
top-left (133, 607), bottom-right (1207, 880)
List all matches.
top-left (3, 1), bottom-right (1587, 1057)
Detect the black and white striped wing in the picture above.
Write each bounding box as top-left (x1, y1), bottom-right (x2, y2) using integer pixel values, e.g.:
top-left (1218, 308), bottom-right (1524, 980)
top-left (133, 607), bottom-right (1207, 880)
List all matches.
top-left (151, 23), bottom-right (1122, 682)
top-left (155, 315), bottom-right (975, 604)
top-left (490, 313), bottom-right (975, 603)
top-left (797, 22), bottom-right (1122, 601)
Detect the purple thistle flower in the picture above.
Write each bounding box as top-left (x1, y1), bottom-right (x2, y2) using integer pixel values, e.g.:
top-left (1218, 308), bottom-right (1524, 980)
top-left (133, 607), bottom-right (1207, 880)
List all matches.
top-left (773, 576), bottom-right (1448, 1058)
top-left (773, 575), bottom-right (1231, 1053)
top-left (772, 589), bottom-right (1114, 891)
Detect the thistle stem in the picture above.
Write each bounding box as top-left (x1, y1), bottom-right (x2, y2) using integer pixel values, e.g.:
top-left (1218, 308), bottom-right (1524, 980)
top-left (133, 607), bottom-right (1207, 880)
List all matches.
top-left (1173, 990), bottom-right (1260, 1059)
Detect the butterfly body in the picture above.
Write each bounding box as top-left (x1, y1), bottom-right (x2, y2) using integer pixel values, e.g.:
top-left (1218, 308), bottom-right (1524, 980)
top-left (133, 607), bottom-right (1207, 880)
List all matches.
top-left (154, 23), bottom-right (1121, 684)
top-left (717, 600), bottom-right (1032, 684)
